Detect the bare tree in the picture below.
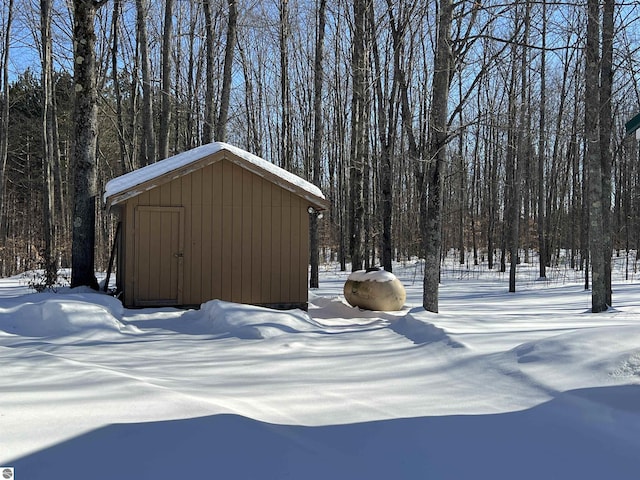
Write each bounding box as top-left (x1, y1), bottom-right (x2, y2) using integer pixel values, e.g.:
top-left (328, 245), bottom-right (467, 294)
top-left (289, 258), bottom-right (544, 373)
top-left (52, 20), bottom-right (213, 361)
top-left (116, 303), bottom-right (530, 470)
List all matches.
top-left (585, 0), bottom-right (606, 312)
top-left (0, 0), bottom-right (13, 253)
top-left (375, 0), bottom-right (407, 273)
top-left (279, 0), bottom-right (292, 171)
top-left (40, 0), bottom-right (57, 286)
top-left (349, 0), bottom-right (371, 272)
top-left (537, 0), bottom-right (547, 279)
top-left (159, 0), bottom-right (175, 159)
top-left (110, 0), bottom-right (133, 172)
top-left (136, 0), bottom-right (155, 165)
top-left (600, 0), bottom-right (614, 307)
top-left (508, 1), bottom-right (530, 293)
top-left (202, 0), bottom-right (217, 144)
top-left (71, 0), bottom-right (107, 289)
top-left (310, 0), bottom-right (326, 289)
top-left (215, 0), bottom-right (238, 142)
top-left (422, 0), bottom-right (453, 312)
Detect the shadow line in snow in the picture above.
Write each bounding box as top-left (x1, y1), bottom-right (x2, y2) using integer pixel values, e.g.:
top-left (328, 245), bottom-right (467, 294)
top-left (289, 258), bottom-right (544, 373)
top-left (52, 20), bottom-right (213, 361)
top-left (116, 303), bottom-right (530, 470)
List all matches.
top-left (9, 386), bottom-right (640, 480)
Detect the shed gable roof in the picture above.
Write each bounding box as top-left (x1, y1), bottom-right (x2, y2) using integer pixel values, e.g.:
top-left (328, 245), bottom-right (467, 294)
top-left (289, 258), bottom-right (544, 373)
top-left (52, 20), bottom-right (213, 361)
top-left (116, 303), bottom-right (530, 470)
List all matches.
top-left (104, 142), bottom-right (329, 211)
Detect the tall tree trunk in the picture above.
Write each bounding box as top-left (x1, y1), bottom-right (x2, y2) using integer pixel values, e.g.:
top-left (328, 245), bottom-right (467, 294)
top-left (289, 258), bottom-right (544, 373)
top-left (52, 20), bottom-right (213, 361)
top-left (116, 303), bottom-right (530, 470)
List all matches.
top-left (537, 0), bottom-right (547, 278)
top-left (0, 0), bottom-right (13, 248)
top-left (374, 1), bottom-right (400, 273)
top-left (349, 0), bottom-right (370, 272)
top-left (110, 0), bottom-right (132, 172)
top-left (505, 45), bottom-right (519, 291)
top-left (586, 0), bottom-right (606, 312)
top-left (279, 0), bottom-right (292, 171)
top-left (136, 0), bottom-right (155, 165)
top-left (487, 126), bottom-right (498, 270)
top-left (600, 0), bottom-right (614, 307)
top-left (509, 1), bottom-right (529, 293)
top-left (41, 0), bottom-right (57, 286)
top-left (159, 0), bottom-right (174, 159)
top-left (215, 0), bottom-right (237, 142)
top-left (457, 73), bottom-right (465, 265)
top-left (423, 0), bottom-right (453, 313)
top-left (202, 0), bottom-right (216, 144)
top-left (71, 0), bottom-right (104, 290)
top-left (310, 0), bottom-right (326, 289)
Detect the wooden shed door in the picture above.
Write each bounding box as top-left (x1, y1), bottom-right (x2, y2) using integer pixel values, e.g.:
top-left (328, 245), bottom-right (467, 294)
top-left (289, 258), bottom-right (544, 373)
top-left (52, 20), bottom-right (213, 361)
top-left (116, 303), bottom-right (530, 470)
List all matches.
top-left (134, 206), bottom-right (184, 306)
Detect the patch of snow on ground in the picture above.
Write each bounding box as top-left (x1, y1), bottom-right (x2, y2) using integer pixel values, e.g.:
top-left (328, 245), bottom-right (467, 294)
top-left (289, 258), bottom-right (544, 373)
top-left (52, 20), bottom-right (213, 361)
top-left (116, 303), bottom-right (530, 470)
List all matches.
top-left (185, 299), bottom-right (323, 339)
top-left (1, 260), bottom-right (640, 479)
top-left (0, 292), bottom-right (136, 337)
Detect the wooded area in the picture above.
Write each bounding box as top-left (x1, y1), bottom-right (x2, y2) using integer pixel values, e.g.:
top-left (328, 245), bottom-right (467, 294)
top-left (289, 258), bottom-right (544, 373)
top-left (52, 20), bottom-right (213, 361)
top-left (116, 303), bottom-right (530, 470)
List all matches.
top-left (0, 0), bottom-right (639, 312)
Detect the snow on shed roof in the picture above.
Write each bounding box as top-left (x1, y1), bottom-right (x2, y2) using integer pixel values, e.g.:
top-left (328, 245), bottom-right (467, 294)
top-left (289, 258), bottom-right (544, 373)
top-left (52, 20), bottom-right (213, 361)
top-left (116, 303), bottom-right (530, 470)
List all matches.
top-left (104, 142), bottom-right (328, 210)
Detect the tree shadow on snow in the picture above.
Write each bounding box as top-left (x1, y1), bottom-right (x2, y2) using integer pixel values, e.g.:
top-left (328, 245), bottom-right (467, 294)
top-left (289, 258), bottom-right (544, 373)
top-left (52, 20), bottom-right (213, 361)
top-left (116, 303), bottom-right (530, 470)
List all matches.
top-left (10, 385), bottom-right (640, 480)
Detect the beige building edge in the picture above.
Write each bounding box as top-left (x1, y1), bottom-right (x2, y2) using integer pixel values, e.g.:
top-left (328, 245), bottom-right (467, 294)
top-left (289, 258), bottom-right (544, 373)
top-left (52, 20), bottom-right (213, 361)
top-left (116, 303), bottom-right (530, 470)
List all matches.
top-left (104, 143), bottom-right (329, 309)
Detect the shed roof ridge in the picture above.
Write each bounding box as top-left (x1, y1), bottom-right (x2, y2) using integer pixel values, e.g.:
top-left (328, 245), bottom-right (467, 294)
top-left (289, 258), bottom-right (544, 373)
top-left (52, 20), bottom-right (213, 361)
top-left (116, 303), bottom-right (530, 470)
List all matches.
top-left (103, 142), bottom-right (326, 207)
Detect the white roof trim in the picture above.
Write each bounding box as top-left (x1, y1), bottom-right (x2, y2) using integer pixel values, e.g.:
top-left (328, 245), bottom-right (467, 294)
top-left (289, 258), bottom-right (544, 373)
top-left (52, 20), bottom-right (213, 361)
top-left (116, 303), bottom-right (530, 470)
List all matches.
top-left (104, 142), bottom-right (327, 208)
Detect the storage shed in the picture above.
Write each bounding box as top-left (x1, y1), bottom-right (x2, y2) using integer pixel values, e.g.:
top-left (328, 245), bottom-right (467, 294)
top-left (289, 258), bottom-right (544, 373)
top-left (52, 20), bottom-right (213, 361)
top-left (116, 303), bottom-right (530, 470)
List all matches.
top-left (104, 142), bottom-right (329, 309)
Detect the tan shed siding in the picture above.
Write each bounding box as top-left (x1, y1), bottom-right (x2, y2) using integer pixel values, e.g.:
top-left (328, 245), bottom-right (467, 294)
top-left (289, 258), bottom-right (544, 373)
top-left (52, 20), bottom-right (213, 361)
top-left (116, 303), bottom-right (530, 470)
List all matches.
top-left (250, 174), bottom-right (263, 304)
top-left (221, 160), bottom-right (233, 302)
top-left (133, 206), bottom-right (184, 305)
top-left (231, 163), bottom-right (243, 303)
top-left (281, 190), bottom-right (292, 300)
top-left (120, 155), bottom-right (310, 307)
top-left (191, 168), bottom-right (203, 304)
top-left (180, 173), bottom-right (192, 303)
top-left (211, 162), bottom-right (223, 300)
top-left (241, 169), bottom-right (253, 304)
top-left (260, 180), bottom-right (273, 301)
top-left (290, 197), bottom-right (302, 301)
top-left (270, 186), bottom-right (282, 302)
top-left (148, 182), bottom-right (159, 204)
top-left (123, 194), bottom-right (138, 306)
top-left (200, 164), bottom-right (213, 300)
top-left (300, 204), bottom-right (309, 300)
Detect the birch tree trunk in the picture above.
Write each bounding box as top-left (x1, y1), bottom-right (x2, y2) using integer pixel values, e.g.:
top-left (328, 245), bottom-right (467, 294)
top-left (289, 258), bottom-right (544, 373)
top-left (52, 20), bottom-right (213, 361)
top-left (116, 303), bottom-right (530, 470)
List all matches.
top-left (71, 0), bottom-right (104, 289)
top-left (423, 0), bottom-right (453, 312)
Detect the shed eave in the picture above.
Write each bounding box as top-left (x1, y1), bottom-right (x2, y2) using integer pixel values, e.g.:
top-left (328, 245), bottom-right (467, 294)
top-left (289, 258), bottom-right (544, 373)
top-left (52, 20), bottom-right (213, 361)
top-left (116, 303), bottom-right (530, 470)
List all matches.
top-left (103, 142), bottom-right (330, 211)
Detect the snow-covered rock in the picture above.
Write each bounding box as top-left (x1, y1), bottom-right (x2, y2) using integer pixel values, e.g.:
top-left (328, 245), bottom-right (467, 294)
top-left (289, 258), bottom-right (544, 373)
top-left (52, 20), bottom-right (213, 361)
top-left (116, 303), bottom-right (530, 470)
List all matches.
top-left (344, 269), bottom-right (406, 311)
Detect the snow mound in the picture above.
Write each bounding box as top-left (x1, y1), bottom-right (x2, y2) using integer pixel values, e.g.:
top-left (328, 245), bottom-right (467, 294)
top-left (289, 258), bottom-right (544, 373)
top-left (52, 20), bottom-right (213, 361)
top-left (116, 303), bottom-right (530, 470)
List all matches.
top-left (0, 292), bottom-right (133, 337)
top-left (192, 300), bottom-right (322, 339)
top-left (506, 325), bottom-right (640, 391)
top-left (389, 311), bottom-right (464, 347)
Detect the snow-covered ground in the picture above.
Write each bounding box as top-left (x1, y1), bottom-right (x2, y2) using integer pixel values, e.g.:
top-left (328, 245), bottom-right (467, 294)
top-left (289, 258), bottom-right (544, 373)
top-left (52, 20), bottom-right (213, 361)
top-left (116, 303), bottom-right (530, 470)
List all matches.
top-left (1, 260), bottom-right (639, 479)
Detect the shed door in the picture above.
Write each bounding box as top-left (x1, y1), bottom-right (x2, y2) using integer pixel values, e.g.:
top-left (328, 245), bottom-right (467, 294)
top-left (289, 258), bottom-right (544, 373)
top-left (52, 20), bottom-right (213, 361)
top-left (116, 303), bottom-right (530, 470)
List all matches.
top-left (134, 206), bottom-right (184, 306)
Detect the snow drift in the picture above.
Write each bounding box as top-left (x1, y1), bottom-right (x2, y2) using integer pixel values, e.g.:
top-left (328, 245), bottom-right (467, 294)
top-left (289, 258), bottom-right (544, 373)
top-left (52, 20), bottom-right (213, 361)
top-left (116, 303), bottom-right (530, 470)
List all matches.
top-left (0, 292), bottom-right (134, 337)
top-left (2, 263), bottom-right (640, 479)
top-left (184, 299), bottom-right (323, 339)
